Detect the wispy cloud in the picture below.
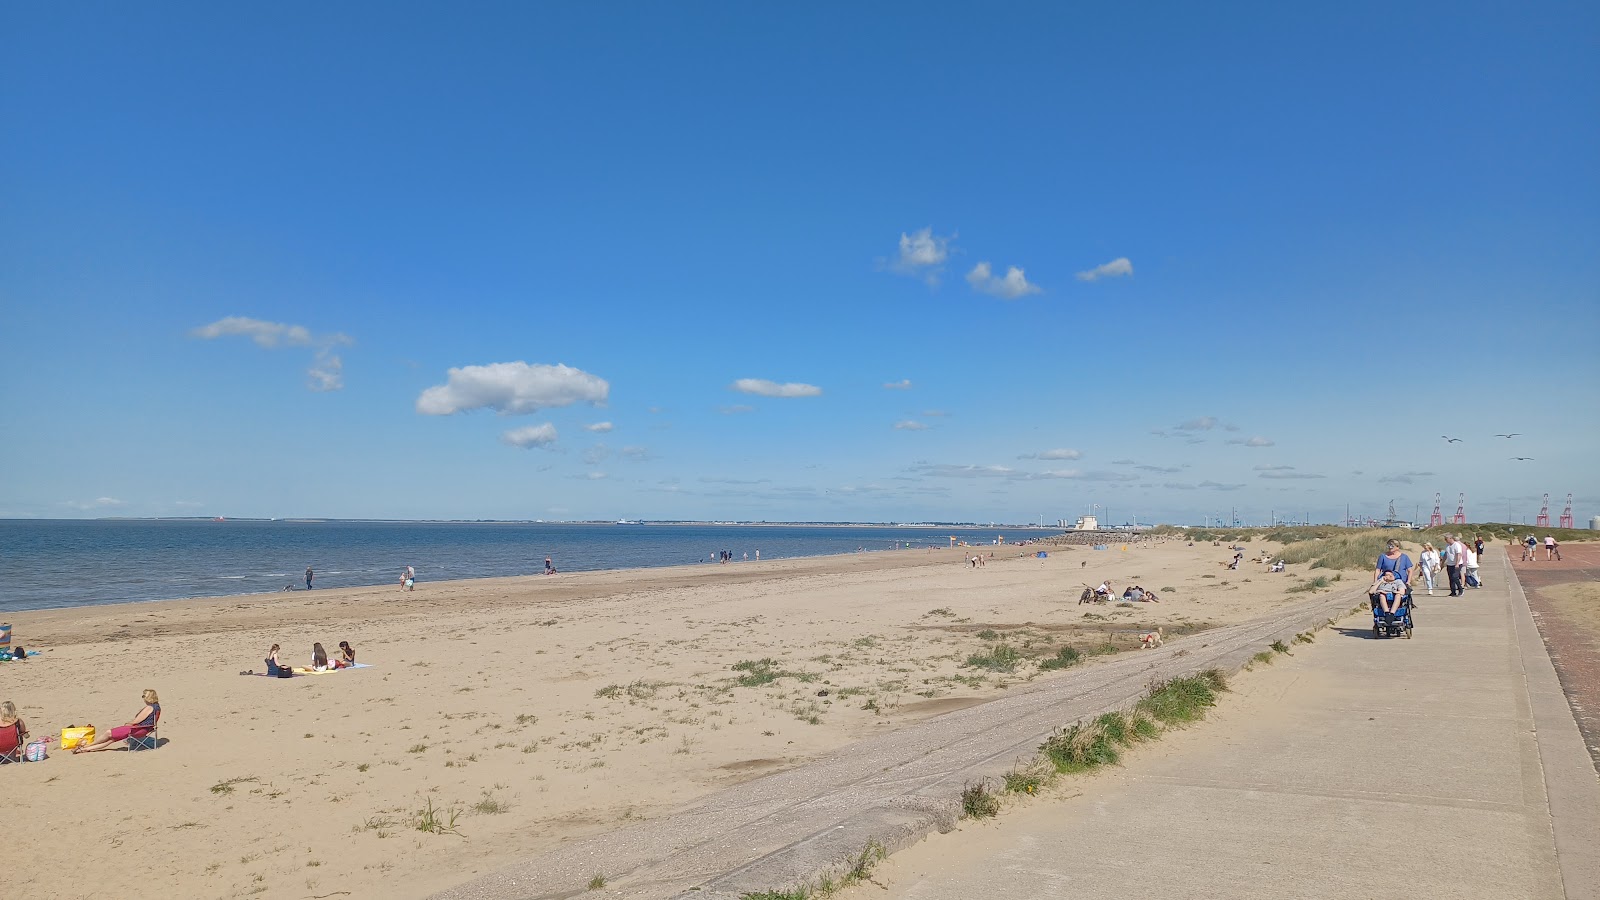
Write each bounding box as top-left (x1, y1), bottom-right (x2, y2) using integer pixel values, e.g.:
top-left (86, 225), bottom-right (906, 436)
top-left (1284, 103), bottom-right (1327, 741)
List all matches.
top-left (966, 262), bottom-right (1042, 299)
top-left (1018, 448), bottom-right (1082, 460)
top-left (894, 420), bottom-right (930, 431)
top-left (191, 316), bottom-right (354, 391)
top-left (883, 379), bottom-right (913, 390)
top-left (581, 444), bottom-right (609, 464)
top-left (912, 463), bottom-right (1017, 478)
top-left (1254, 464), bottom-right (1294, 471)
top-left (719, 404), bottom-right (755, 415)
top-left (417, 362), bottom-right (609, 416)
top-left (730, 378), bottom-right (822, 398)
top-left (1111, 458), bottom-right (1137, 465)
top-left (500, 423), bottom-right (559, 449)
top-left (1075, 257), bottom-right (1133, 282)
top-left (619, 445), bottom-right (653, 461)
top-left (1134, 464), bottom-right (1182, 474)
top-left (1379, 471), bottom-right (1435, 484)
top-left (1198, 481), bottom-right (1245, 491)
top-left (1226, 436), bottom-right (1275, 447)
top-left (576, 471), bottom-right (607, 480)
top-left (67, 496), bottom-right (126, 510)
top-left (1175, 416), bottom-right (1219, 431)
top-left (306, 351), bottom-right (343, 392)
top-left (584, 422), bottom-right (614, 433)
top-left (1163, 482), bottom-right (1197, 490)
top-left (1259, 470), bottom-right (1324, 480)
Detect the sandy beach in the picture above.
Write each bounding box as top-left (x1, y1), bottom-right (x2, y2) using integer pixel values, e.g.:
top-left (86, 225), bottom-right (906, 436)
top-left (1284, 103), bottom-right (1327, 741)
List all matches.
top-left (5, 536), bottom-right (1351, 898)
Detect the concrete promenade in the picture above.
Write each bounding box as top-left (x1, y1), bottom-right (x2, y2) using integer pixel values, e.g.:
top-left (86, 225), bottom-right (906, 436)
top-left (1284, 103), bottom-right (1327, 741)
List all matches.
top-left (857, 547), bottom-right (1600, 900)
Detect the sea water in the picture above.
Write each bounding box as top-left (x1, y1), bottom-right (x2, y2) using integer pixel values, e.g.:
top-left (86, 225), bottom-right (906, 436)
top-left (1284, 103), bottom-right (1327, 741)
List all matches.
top-left (0, 519), bottom-right (1048, 612)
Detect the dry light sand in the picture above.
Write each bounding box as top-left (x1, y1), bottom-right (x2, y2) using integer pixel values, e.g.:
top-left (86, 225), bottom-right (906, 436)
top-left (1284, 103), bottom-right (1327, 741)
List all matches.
top-left (4, 537), bottom-right (1349, 898)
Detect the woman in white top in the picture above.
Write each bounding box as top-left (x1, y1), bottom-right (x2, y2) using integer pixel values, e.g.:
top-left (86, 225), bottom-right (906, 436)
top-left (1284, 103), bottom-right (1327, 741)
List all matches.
top-left (1464, 545), bottom-right (1481, 589)
top-left (1417, 543), bottom-right (1440, 595)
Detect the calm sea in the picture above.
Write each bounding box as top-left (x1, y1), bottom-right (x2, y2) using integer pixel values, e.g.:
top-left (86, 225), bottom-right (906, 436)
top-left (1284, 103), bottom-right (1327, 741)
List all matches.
top-left (0, 520), bottom-right (1050, 613)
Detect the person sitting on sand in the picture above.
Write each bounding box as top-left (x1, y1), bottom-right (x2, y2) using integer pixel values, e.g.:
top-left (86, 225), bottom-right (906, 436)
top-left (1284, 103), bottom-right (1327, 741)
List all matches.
top-left (311, 642), bottom-right (330, 672)
top-left (1, 700), bottom-right (28, 763)
top-left (73, 690), bottom-right (160, 753)
top-left (1127, 585), bottom-right (1146, 602)
top-left (1269, 559), bottom-right (1286, 573)
top-left (336, 641), bottom-right (356, 668)
top-left (265, 644), bottom-right (288, 677)
top-left (1370, 571), bottom-right (1407, 619)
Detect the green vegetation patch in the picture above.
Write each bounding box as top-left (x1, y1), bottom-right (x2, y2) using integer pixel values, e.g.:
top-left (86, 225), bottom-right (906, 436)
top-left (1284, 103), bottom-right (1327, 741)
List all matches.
top-left (964, 643), bottom-right (1021, 672)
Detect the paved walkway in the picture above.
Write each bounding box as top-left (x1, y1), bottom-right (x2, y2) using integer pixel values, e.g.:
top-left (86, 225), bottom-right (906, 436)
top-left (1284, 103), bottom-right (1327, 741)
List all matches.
top-left (857, 547), bottom-right (1600, 900)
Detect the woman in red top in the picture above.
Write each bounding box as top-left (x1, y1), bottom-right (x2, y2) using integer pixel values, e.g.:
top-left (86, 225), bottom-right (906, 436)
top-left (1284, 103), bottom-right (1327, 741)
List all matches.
top-left (0, 700), bottom-right (26, 762)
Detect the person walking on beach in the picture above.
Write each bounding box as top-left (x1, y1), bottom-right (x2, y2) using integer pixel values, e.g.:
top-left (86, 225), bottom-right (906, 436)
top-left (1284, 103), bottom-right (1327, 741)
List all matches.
top-left (305, 566), bottom-right (314, 590)
top-left (1442, 534), bottom-right (1465, 596)
top-left (1524, 535), bottom-right (1538, 561)
top-left (1416, 542), bottom-right (1440, 595)
top-left (1544, 535), bottom-right (1557, 560)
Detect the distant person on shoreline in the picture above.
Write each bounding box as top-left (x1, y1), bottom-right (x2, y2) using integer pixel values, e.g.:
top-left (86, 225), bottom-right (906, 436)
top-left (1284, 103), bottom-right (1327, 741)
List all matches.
top-left (305, 566), bottom-right (314, 590)
top-left (544, 557), bottom-right (556, 575)
top-left (400, 565), bottom-right (415, 590)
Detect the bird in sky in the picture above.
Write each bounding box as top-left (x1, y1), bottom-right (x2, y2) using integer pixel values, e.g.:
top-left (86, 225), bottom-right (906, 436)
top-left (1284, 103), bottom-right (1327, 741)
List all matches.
top-left (1511, 456), bottom-right (1534, 461)
top-left (1494, 433), bottom-right (1521, 438)
top-left (1442, 436), bottom-right (1463, 443)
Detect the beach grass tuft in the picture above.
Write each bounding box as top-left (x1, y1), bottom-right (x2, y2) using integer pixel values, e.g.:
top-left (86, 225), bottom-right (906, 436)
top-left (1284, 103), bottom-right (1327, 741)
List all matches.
top-left (588, 874), bottom-right (607, 890)
top-left (964, 644), bottom-right (1021, 672)
top-left (1037, 646), bottom-right (1082, 670)
top-left (1136, 670), bottom-right (1227, 726)
top-left (960, 780), bottom-right (1001, 818)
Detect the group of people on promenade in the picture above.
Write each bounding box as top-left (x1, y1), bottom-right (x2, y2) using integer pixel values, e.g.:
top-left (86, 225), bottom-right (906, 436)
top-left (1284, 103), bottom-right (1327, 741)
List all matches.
top-left (1, 690), bottom-right (162, 763)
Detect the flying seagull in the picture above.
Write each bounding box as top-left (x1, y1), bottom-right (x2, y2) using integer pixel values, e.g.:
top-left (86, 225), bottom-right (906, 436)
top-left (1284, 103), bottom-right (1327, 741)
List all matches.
top-left (1494, 433), bottom-right (1521, 438)
top-left (1511, 457), bottom-right (1534, 461)
top-left (1442, 436), bottom-right (1462, 443)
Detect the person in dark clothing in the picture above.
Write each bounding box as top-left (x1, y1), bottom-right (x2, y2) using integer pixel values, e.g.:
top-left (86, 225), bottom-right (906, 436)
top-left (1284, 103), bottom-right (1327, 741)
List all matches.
top-left (305, 566), bottom-right (314, 590)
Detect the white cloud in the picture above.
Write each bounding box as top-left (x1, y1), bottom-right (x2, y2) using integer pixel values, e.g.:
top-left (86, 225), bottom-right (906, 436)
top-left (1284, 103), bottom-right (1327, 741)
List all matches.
top-left (307, 352), bottom-right (343, 392)
top-left (584, 422), bottom-right (614, 433)
top-left (1259, 470), bottom-right (1324, 480)
top-left (1075, 257), bottom-right (1133, 282)
top-left (417, 362), bottom-right (610, 416)
top-left (966, 262), bottom-right (1041, 299)
top-left (1254, 464), bottom-right (1294, 471)
top-left (1135, 464), bottom-right (1182, 473)
top-left (190, 316), bottom-right (319, 348)
top-left (500, 423), bottom-right (559, 449)
top-left (578, 471), bottom-right (608, 480)
top-left (897, 227), bottom-right (951, 268)
top-left (1019, 448), bottom-right (1082, 460)
top-left (894, 420), bottom-right (929, 431)
top-left (191, 316), bottom-right (354, 391)
top-left (730, 378), bottom-right (822, 398)
top-left (1226, 435), bottom-right (1275, 447)
top-left (883, 379), bottom-right (913, 390)
top-left (1176, 416), bottom-right (1218, 431)
top-left (1199, 480), bottom-right (1245, 491)
top-left (582, 444), bottom-right (610, 464)
top-left (619, 445), bottom-right (652, 461)
top-left (719, 404), bottom-right (756, 414)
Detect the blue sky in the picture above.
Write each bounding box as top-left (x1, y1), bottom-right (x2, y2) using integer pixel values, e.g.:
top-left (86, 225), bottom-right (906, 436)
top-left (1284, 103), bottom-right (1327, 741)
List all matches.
top-left (3, 1), bottom-right (1596, 525)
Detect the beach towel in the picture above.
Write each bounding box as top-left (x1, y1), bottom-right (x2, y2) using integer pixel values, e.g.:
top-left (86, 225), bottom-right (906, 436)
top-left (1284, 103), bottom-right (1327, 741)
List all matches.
top-left (0, 650), bottom-right (39, 661)
top-left (0, 623), bottom-right (9, 648)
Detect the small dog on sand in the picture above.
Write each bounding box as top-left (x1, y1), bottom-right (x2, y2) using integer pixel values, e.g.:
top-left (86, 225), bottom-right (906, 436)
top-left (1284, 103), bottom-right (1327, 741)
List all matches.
top-left (1139, 627), bottom-right (1164, 649)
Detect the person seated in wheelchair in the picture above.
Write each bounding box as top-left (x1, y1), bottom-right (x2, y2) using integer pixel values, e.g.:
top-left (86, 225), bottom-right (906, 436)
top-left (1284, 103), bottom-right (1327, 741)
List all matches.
top-left (1369, 571), bottom-right (1409, 620)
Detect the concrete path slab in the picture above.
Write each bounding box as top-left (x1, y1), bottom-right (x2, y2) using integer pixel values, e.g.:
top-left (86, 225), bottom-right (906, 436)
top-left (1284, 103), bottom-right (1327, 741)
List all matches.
top-left (849, 547), bottom-right (1599, 900)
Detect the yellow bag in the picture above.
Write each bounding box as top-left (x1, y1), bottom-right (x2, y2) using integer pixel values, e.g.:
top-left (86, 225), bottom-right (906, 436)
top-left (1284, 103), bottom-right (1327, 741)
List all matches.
top-left (59, 725), bottom-right (95, 750)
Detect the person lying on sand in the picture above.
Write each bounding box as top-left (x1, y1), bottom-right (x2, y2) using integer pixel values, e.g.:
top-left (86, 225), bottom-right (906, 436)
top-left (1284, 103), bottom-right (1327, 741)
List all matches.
top-left (73, 690), bottom-right (160, 753)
